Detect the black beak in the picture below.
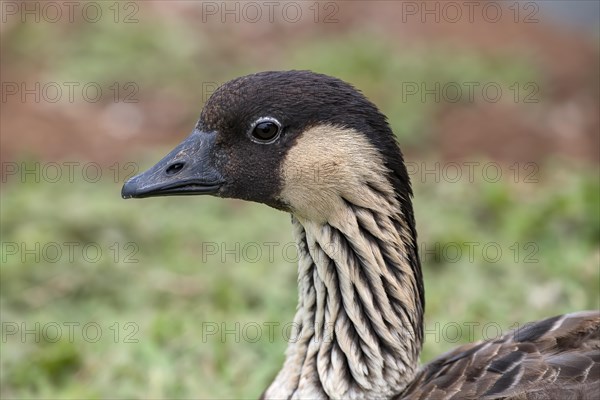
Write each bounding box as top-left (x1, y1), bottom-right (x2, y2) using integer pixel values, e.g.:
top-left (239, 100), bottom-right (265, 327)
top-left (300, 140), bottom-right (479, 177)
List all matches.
top-left (121, 130), bottom-right (224, 199)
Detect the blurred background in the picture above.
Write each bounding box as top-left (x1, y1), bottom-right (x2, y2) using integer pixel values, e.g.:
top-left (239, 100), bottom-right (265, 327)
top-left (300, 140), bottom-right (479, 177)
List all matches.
top-left (1, 1), bottom-right (599, 398)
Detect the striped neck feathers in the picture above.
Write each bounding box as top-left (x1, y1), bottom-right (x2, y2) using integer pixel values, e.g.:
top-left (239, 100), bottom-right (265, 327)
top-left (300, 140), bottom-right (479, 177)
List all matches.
top-left (266, 125), bottom-right (424, 399)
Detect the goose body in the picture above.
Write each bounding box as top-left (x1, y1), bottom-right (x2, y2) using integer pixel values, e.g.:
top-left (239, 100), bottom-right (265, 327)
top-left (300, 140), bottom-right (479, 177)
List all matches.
top-left (402, 311), bottom-right (599, 399)
top-left (122, 70), bottom-right (600, 399)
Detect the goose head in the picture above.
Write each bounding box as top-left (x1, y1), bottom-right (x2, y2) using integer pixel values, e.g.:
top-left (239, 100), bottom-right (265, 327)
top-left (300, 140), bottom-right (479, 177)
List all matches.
top-left (122, 70), bottom-right (414, 225)
top-left (122, 70), bottom-right (424, 398)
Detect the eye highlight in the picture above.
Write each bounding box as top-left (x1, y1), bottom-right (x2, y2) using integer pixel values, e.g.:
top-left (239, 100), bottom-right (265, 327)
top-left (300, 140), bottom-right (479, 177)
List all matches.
top-left (249, 117), bottom-right (281, 143)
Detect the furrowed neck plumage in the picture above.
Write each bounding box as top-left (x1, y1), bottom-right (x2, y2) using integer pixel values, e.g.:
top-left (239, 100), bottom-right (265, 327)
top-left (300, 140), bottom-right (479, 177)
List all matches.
top-left (266, 126), bottom-right (424, 399)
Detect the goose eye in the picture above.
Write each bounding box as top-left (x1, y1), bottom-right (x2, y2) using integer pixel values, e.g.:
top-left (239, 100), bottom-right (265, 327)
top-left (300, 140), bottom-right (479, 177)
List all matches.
top-left (251, 119), bottom-right (281, 142)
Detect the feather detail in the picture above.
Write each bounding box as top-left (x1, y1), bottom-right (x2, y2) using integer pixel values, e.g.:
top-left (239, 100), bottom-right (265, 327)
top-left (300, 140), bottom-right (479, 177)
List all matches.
top-left (399, 311), bottom-right (600, 399)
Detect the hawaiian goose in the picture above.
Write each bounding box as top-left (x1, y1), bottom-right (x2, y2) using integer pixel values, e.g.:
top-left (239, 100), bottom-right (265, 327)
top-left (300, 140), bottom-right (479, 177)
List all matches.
top-left (122, 71), bottom-right (600, 399)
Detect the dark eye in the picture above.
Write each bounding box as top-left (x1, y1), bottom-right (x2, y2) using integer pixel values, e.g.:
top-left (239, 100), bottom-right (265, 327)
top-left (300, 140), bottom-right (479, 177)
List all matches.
top-left (251, 118), bottom-right (281, 142)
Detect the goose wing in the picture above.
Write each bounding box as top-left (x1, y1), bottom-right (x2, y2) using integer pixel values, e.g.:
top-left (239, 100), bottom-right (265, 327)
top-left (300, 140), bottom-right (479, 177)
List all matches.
top-left (399, 311), bottom-right (600, 399)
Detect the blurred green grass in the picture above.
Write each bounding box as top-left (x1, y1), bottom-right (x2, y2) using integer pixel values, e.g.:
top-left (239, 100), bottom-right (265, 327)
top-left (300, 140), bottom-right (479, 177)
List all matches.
top-left (1, 159), bottom-right (598, 399)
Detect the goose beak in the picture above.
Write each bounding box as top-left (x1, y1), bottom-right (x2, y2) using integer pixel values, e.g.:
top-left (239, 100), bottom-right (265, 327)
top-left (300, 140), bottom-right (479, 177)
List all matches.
top-left (121, 130), bottom-right (224, 199)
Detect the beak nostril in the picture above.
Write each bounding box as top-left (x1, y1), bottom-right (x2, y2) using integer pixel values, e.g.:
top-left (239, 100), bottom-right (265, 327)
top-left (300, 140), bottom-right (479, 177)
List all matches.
top-left (166, 162), bottom-right (185, 175)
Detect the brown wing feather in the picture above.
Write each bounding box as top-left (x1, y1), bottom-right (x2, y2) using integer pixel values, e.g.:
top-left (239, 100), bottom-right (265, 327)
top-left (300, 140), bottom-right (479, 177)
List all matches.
top-left (398, 311), bottom-right (600, 399)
